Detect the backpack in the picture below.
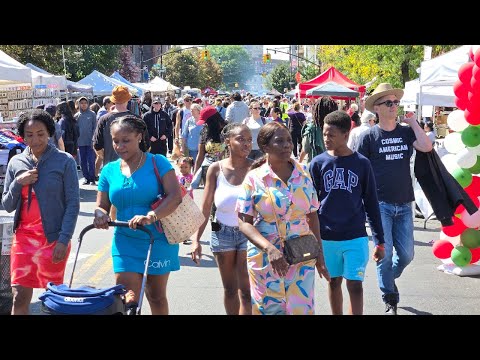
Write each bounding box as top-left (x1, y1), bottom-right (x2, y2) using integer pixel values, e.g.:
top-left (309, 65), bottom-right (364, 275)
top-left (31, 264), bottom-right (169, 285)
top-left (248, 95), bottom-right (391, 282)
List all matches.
top-left (301, 122), bottom-right (325, 162)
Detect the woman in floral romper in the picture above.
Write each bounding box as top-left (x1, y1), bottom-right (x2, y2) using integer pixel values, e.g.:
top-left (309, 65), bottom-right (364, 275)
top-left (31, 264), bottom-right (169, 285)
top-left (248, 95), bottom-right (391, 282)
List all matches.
top-left (236, 121), bottom-right (330, 315)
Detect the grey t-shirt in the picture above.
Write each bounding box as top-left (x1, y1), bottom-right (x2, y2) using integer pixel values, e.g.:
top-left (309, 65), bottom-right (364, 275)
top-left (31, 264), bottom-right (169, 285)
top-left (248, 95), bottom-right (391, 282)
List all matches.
top-left (356, 124), bottom-right (416, 204)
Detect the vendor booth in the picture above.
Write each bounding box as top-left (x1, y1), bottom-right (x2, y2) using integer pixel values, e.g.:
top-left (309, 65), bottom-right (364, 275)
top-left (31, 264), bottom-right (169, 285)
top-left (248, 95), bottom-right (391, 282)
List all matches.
top-left (26, 63), bottom-right (93, 97)
top-left (298, 66), bottom-right (365, 100)
top-left (110, 71), bottom-right (144, 97)
top-left (78, 70), bottom-right (138, 97)
top-left (306, 81), bottom-right (359, 99)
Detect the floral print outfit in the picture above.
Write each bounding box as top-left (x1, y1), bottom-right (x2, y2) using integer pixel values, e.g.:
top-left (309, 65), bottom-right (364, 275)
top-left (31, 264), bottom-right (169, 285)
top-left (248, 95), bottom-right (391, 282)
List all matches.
top-left (236, 159), bottom-right (320, 315)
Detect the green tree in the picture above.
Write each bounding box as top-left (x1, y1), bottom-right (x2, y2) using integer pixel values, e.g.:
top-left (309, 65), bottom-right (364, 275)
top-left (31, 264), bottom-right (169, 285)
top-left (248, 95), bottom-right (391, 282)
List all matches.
top-left (0, 45), bottom-right (123, 82)
top-left (317, 45), bottom-right (461, 91)
top-left (298, 64), bottom-right (321, 83)
top-left (265, 63), bottom-right (295, 93)
top-left (197, 53), bottom-right (223, 90)
top-left (207, 45), bottom-right (252, 90)
top-left (162, 47), bottom-right (198, 88)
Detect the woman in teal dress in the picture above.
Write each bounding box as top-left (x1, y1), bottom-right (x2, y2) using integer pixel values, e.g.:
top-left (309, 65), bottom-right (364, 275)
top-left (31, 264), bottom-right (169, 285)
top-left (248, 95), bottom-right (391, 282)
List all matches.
top-left (93, 114), bottom-right (182, 315)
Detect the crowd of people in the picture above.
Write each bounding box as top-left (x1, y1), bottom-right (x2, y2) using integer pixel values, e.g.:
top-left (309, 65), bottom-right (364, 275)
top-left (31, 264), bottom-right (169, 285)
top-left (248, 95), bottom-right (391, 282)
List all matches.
top-left (1, 82), bottom-right (435, 315)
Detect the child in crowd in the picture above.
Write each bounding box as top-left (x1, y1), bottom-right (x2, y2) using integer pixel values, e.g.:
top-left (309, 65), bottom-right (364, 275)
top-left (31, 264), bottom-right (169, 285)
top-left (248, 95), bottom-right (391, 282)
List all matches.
top-left (309, 110), bottom-right (385, 315)
top-left (176, 156), bottom-right (194, 199)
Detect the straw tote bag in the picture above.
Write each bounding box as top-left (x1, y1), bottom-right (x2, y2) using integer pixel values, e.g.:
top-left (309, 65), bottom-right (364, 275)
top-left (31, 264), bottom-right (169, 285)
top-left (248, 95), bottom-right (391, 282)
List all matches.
top-left (151, 156), bottom-right (205, 244)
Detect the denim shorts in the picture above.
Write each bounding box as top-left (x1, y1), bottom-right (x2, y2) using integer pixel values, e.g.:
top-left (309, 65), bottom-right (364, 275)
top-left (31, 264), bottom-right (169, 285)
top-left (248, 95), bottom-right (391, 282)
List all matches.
top-left (210, 222), bottom-right (248, 253)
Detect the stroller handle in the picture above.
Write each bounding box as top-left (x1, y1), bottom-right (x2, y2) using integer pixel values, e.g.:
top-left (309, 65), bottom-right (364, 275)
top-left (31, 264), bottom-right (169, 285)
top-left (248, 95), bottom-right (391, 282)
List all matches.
top-left (78, 221), bottom-right (154, 242)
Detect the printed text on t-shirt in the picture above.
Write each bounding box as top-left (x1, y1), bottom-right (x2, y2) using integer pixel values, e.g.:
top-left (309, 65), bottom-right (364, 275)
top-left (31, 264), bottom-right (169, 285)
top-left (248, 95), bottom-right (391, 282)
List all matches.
top-left (379, 137), bottom-right (408, 160)
top-left (323, 168), bottom-right (359, 193)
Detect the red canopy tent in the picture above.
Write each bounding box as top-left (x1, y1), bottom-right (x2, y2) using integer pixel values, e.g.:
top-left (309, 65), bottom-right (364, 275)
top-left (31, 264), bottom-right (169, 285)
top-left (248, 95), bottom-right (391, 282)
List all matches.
top-left (298, 66), bottom-right (366, 100)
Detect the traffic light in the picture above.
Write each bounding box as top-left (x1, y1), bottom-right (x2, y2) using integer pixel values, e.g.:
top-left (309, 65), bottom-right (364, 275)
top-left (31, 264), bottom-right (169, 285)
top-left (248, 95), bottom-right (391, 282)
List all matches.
top-left (201, 49), bottom-right (210, 60)
top-left (266, 54), bottom-right (271, 63)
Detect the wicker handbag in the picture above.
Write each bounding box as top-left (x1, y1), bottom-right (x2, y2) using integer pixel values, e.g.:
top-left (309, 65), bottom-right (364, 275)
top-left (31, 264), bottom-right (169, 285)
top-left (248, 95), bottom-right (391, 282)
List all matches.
top-left (152, 157), bottom-right (205, 244)
top-left (266, 185), bottom-right (320, 265)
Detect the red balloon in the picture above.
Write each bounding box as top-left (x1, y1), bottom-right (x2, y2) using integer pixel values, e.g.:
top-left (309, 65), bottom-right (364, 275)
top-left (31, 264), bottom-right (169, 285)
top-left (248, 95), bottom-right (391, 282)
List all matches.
top-left (456, 96), bottom-right (470, 111)
top-left (465, 176), bottom-right (480, 197)
top-left (455, 195), bottom-right (480, 214)
top-left (475, 48), bottom-right (480, 67)
top-left (470, 247), bottom-right (480, 263)
top-left (471, 77), bottom-right (480, 93)
top-left (473, 64), bottom-right (480, 81)
top-left (459, 62), bottom-right (475, 84)
top-left (464, 107), bottom-right (480, 125)
top-left (454, 79), bottom-right (470, 98)
top-left (468, 91), bottom-right (480, 103)
top-left (470, 47), bottom-right (475, 61)
top-left (442, 216), bottom-right (467, 237)
top-left (432, 239), bottom-right (455, 259)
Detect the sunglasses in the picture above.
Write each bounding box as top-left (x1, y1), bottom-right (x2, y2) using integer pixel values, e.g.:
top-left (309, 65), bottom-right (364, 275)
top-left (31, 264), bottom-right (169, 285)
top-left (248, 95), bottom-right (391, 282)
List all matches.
top-left (251, 107), bottom-right (261, 110)
top-left (184, 99), bottom-right (191, 102)
top-left (377, 100), bottom-right (400, 107)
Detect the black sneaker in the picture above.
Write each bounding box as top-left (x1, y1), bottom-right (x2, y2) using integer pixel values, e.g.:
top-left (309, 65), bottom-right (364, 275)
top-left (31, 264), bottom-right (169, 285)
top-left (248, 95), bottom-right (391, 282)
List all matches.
top-left (385, 302), bottom-right (397, 315)
top-left (89, 181), bottom-right (96, 186)
top-left (82, 179), bottom-right (89, 185)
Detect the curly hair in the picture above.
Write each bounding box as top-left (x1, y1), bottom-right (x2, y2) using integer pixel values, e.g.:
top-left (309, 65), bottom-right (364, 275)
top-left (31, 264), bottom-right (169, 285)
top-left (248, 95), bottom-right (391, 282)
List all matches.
top-left (17, 109), bottom-right (56, 138)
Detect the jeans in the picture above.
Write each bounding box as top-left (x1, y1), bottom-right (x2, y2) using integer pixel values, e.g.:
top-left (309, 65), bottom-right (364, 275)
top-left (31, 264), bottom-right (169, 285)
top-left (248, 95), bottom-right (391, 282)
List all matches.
top-left (79, 146), bottom-right (96, 182)
top-left (376, 201), bottom-right (415, 305)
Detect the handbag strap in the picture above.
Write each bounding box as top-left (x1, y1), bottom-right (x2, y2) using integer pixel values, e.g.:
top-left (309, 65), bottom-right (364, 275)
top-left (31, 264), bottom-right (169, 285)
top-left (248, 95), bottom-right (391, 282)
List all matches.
top-left (265, 179), bottom-right (286, 247)
top-left (152, 155), bottom-right (162, 195)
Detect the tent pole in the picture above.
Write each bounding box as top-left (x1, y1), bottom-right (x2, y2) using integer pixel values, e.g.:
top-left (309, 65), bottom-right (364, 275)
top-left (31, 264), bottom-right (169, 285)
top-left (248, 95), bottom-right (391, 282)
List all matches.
top-left (62, 45), bottom-right (69, 101)
top-left (418, 84), bottom-right (422, 121)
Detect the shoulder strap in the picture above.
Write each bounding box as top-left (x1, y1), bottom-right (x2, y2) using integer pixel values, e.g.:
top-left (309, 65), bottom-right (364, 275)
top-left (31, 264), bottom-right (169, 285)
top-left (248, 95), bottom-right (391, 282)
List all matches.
top-left (152, 155), bottom-right (162, 195)
top-left (265, 182), bottom-right (285, 246)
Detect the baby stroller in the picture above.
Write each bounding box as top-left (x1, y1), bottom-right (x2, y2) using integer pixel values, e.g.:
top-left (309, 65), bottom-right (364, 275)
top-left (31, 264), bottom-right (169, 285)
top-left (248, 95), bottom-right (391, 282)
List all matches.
top-left (39, 221), bottom-right (154, 315)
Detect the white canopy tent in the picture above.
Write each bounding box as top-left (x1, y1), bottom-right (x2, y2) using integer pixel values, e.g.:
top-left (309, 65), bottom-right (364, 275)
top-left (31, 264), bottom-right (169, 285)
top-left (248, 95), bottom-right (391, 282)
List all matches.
top-left (77, 70), bottom-right (138, 96)
top-left (0, 50), bottom-right (32, 85)
top-left (132, 76), bottom-right (180, 93)
top-left (25, 63), bottom-right (67, 90)
top-left (401, 78), bottom-right (456, 107)
top-left (26, 63), bottom-right (93, 94)
top-left (417, 45), bottom-right (478, 116)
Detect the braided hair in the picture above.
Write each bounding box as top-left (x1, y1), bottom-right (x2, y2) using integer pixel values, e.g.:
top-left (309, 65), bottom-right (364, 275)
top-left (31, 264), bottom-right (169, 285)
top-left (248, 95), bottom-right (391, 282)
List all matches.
top-left (312, 96), bottom-right (338, 129)
top-left (220, 122), bottom-right (249, 143)
top-left (110, 114), bottom-right (150, 152)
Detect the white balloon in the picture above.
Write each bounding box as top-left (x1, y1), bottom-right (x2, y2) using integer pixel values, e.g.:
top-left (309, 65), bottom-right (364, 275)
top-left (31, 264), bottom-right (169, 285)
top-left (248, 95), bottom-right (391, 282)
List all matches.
top-left (447, 110), bottom-right (469, 132)
top-left (441, 153), bottom-right (461, 173)
top-left (443, 132), bottom-right (465, 154)
top-left (439, 230), bottom-right (461, 246)
top-left (468, 144), bottom-right (480, 155)
top-left (456, 148), bottom-right (478, 168)
top-left (461, 208), bottom-right (480, 229)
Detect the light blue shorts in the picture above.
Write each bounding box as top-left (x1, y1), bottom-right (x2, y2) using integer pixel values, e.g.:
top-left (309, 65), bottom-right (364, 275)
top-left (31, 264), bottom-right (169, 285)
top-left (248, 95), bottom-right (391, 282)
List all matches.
top-left (210, 223), bottom-right (248, 253)
top-left (322, 236), bottom-right (369, 281)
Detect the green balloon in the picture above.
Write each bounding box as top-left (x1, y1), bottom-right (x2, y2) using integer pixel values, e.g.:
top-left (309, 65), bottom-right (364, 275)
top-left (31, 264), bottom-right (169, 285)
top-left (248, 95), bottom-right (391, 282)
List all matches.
top-left (453, 168), bottom-right (473, 188)
top-left (462, 126), bottom-right (480, 147)
top-left (451, 246), bottom-right (472, 267)
top-left (467, 156), bottom-right (480, 174)
top-left (461, 228), bottom-right (480, 249)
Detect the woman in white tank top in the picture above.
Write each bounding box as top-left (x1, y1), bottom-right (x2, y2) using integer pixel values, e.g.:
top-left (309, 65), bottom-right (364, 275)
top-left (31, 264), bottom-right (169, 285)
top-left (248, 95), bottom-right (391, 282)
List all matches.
top-left (191, 123), bottom-right (254, 315)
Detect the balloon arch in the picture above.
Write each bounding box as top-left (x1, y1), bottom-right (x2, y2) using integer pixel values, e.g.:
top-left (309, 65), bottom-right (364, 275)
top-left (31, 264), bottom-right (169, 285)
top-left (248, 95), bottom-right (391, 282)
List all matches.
top-left (433, 47), bottom-right (480, 273)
